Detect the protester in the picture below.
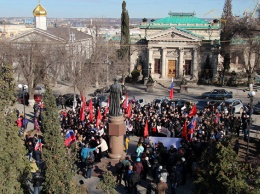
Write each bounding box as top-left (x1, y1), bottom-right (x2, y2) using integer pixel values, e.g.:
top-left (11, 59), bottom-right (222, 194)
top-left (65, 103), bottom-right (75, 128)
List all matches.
top-left (157, 177), bottom-right (168, 194)
top-left (32, 170), bottom-right (43, 194)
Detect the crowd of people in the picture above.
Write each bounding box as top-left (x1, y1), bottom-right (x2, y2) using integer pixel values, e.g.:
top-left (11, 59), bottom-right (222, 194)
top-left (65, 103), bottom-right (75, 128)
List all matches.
top-left (16, 92), bottom-right (251, 194)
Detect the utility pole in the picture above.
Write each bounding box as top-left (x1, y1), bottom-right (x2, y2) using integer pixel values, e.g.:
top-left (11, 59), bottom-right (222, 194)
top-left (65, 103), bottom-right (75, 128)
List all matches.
top-left (70, 31), bottom-right (77, 112)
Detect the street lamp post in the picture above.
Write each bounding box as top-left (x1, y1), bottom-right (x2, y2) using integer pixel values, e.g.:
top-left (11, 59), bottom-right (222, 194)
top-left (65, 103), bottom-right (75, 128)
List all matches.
top-left (18, 84), bottom-right (28, 116)
top-left (246, 84), bottom-right (256, 160)
top-left (70, 31), bottom-right (77, 112)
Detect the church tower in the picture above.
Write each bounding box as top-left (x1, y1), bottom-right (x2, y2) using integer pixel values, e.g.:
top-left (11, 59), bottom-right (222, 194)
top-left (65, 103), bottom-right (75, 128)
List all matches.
top-left (33, 3), bottom-right (47, 30)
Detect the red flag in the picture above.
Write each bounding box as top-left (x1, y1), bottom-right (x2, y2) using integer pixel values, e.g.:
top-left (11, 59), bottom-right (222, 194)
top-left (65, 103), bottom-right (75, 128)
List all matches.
top-left (169, 89), bottom-right (174, 100)
top-left (88, 98), bottom-right (93, 111)
top-left (80, 94), bottom-right (86, 121)
top-left (88, 99), bottom-right (93, 122)
top-left (96, 108), bottom-right (102, 127)
top-left (144, 120), bottom-right (149, 137)
top-left (169, 79), bottom-right (174, 100)
top-left (182, 121), bottom-right (187, 139)
top-left (123, 93), bottom-right (128, 109)
top-left (80, 106), bottom-right (85, 121)
top-left (126, 102), bottom-right (132, 118)
top-left (81, 94), bottom-right (86, 107)
top-left (188, 105), bottom-right (197, 117)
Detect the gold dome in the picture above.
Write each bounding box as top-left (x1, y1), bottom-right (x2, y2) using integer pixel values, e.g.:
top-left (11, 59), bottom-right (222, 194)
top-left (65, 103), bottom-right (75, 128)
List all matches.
top-left (33, 4), bottom-right (47, 17)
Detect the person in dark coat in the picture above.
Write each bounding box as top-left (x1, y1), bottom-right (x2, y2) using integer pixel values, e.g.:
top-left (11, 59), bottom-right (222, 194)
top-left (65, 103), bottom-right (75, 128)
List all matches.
top-left (33, 170), bottom-right (43, 194)
top-left (33, 147), bottom-right (42, 169)
top-left (142, 157), bottom-right (151, 180)
top-left (115, 159), bottom-right (124, 185)
top-left (129, 170), bottom-right (141, 194)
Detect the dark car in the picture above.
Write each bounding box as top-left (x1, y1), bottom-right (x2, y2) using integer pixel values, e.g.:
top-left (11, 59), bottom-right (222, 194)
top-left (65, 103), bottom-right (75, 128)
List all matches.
top-left (253, 102), bottom-right (260, 114)
top-left (87, 95), bottom-right (106, 107)
top-left (195, 100), bottom-right (220, 112)
top-left (62, 93), bottom-right (80, 107)
top-left (201, 89), bottom-right (233, 100)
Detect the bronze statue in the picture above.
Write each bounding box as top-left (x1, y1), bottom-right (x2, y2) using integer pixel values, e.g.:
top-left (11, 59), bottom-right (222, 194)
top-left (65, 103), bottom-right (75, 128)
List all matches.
top-left (109, 78), bottom-right (122, 116)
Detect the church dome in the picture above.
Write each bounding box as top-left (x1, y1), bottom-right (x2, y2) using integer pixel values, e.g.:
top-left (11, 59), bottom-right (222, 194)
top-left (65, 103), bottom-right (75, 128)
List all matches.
top-left (33, 4), bottom-right (47, 17)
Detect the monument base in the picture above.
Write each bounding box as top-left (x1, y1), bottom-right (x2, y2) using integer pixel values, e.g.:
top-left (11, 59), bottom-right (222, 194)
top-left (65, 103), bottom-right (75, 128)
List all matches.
top-left (108, 136), bottom-right (126, 159)
top-left (108, 116), bottom-right (126, 159)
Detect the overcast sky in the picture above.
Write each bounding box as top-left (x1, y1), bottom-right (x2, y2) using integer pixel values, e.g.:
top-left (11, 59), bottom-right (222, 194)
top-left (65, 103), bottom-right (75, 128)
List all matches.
top-left (0, 0), bottom-right (254, 18)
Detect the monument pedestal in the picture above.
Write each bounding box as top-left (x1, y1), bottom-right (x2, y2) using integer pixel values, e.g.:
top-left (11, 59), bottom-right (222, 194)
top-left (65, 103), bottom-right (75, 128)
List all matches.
top-left (108, 116), bottom-right (126, 159)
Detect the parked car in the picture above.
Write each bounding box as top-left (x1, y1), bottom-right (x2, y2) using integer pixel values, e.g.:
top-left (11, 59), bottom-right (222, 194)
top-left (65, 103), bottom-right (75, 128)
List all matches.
top-left (201, 89), bottom-right (233, 100)
top-left (217, 98), bottom-right (244, 114)
top-left (195, 100), bottom-right (220, 112)
top-left (253, 101), bottom-right (260, 114)
top-left (153, 98), bottom-right (169, 107)
top-left (62, 93), bottom-right (80, 107)
top-left (34, 86), bottom-right (46, 94)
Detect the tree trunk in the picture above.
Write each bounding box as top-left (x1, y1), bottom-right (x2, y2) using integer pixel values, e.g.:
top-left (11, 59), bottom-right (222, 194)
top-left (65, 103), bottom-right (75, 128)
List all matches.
top-left (248, 74), bottom-right (253, 85)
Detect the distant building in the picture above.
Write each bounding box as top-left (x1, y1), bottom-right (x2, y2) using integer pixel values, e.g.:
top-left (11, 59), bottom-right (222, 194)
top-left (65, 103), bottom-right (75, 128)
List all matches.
top-left (9, 2), bottom-right (92, 82)
top-left (130, 12), bottom-right (221, 82)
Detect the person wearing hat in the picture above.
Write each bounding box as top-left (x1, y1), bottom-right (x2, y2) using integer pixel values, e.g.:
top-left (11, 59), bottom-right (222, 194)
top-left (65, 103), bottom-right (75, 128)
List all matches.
top-left (133, 157), bottom-right (143, 175)
top-left (157, 177), bottom-right (168, 194)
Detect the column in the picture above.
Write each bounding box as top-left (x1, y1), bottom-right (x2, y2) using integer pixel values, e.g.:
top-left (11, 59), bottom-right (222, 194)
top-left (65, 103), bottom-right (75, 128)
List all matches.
top-left (161, 47), bottom-right (167, 78)
top-left (179, 48), bottom-right (184, 78)
top-left (148, 47), bottom-right (154, 74)
top-left (212, 47), bottom-right (219, 80)
top-left (192, 48), bottom-right (198, 80)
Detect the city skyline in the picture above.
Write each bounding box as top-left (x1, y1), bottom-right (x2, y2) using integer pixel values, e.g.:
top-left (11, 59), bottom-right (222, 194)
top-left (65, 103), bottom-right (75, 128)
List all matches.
top-left (0, 0), bottom-right (255, 19)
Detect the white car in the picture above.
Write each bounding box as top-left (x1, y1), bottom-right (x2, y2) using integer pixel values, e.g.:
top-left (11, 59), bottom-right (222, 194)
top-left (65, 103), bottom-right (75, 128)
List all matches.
top-left (217, 98), bottom-right (244, 114)
top-left (34, 86), bottom-right (46, 94)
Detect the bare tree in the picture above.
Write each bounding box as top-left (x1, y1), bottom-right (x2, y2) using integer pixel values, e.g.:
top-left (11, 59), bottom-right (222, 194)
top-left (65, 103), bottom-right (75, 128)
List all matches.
top-left (11, 36), bottom-right (66, 98)
top-left (233, 17), bottom-right (260, 84)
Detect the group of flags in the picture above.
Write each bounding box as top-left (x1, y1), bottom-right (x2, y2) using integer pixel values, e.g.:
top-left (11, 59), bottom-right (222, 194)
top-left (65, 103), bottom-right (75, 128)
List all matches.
top-left (182, 104), bottom-right (197, 141)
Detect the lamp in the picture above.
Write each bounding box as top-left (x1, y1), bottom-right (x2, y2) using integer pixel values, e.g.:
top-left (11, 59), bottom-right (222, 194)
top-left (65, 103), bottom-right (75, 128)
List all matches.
top-left (18, 84), bottom-right (28, 116)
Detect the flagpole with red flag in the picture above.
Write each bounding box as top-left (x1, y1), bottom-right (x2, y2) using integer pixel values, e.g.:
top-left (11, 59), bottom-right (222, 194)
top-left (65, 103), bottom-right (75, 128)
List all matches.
top-left (143, 119), bottom-right (149, 137)
top-left (126, 102), bottom-right (132, 118)
top-left (182, 120), bottom-right (188, 140)
top-left (88, 99), bottom-right (93, 122)
top-left (188, 104), bottom-right (197, 117)
top-left (96, 107), bottom-right (102, 127)
top-left (169, 77), bottom-right (174, 100)
top-left (80, 94), bottom-right (86, 121)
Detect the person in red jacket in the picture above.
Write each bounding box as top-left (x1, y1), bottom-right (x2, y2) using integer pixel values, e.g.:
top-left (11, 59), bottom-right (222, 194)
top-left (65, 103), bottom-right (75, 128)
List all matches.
top-left (17, 116), bottom-right (23, 129)
top-left (133, 157), bottom-right (143, 175)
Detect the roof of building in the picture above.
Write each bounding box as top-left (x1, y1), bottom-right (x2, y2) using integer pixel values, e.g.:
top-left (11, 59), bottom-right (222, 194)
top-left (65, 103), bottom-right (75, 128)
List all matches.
top-left (46, 27), bottom-right (92, 41)
top-left (152, 12), bottom-right (209, 25)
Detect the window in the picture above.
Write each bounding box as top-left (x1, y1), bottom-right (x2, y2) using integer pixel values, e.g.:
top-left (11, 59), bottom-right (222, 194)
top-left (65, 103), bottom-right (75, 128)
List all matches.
top-left (184, 60), bottom-right (191, 75)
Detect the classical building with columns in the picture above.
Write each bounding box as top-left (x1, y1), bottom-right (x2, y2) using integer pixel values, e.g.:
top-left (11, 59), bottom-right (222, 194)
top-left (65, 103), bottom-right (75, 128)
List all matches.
top-left (131, 12), bottom-right (221, 82)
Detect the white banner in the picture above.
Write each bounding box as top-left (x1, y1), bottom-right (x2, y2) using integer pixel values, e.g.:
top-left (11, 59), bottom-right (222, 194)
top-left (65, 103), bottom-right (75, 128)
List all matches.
top-left (157, 126), bottom-right (171, 137)
top-left (149, 137), bottom-right (182, 149)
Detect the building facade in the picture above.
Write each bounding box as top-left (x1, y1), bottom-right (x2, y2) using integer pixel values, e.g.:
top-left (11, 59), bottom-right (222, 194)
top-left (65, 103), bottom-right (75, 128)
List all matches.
top-left (131, 12), bottom-right (221, 82)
